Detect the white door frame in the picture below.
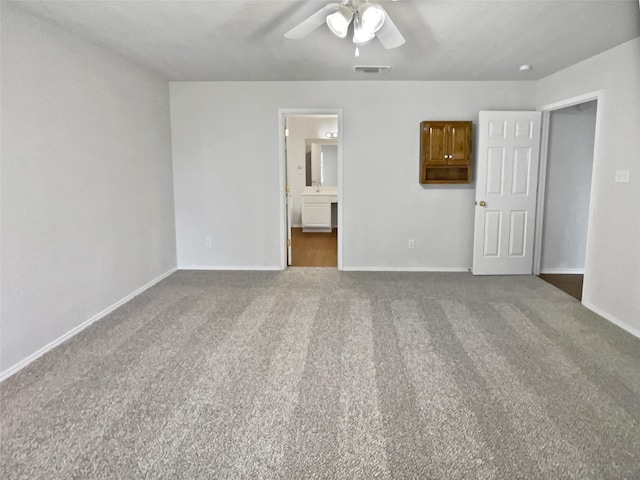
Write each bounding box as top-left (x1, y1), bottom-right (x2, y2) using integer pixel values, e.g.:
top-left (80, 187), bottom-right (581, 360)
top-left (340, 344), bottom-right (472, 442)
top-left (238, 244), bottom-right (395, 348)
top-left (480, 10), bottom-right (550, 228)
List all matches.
top-left (533, 90), bottom-right (605, 303)
top-left (278, 108), bottom-right (344, 270)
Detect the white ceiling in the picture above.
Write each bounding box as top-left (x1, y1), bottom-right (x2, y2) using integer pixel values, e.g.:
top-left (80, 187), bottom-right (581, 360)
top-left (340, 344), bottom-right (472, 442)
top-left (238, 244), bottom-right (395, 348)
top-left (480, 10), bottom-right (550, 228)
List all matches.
top-left (7, 0), bottom-right (640, 81)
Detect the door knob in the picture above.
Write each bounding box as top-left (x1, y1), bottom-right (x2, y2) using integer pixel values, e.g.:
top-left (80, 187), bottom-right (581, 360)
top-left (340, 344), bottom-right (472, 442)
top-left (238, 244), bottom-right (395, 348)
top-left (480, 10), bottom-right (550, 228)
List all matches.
top-left (478, 200), bottom-right (487, 207)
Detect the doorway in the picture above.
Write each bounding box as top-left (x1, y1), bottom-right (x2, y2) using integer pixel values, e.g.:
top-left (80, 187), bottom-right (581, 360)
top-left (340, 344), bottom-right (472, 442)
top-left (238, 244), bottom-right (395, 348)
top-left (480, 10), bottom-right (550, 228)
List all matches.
top-left (278, 109), bottom-right (343, 269)
top-left (535, 93), bottom-right (602, 302)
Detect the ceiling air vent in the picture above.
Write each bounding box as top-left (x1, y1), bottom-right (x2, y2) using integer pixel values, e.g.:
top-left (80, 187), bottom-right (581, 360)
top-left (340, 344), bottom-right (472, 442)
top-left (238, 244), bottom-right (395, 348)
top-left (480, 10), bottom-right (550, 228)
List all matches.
top-left (353, 65), bottom-right (391, 74)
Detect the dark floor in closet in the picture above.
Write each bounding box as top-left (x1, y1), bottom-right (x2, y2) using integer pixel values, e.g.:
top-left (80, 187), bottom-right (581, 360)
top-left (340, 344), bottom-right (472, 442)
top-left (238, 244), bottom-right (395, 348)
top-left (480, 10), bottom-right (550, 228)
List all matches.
top-left (538, 274), bottom-right (584, 301)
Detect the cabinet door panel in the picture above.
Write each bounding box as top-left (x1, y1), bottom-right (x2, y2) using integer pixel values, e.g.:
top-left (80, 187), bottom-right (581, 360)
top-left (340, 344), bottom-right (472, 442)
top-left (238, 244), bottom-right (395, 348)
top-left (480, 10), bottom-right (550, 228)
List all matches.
top-left (302, 203), bottom-right (331, 228)
top-left (422, 122), bottom-right (448, 165)
top-left (449, 122), bottom-right (472, 165)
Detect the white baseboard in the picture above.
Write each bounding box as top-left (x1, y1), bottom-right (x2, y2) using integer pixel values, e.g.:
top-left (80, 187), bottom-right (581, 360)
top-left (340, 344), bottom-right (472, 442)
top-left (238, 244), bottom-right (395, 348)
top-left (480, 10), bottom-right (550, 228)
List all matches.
top-left (341, 266), bottom-right (470, 272)
top-left (181, 265), bottom-right (469, 273)
top-left (178, 265), bottom-right (281, 271)
top-left (540, 268), bottom-right (585, 274)
top-left (0, 267), bottom-right (177, 383)
top-left (582, 301), bottom-right (640, 340)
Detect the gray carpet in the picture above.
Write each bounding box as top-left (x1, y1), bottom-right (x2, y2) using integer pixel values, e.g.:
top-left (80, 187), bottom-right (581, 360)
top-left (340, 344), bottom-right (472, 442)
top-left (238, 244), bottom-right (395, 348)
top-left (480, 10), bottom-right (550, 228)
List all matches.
top-left (2, 269), bottom-right (639, 479)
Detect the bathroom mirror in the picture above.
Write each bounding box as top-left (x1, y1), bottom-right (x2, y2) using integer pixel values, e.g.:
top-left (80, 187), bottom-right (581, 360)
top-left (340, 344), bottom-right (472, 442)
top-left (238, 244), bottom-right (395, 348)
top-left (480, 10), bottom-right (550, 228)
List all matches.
top-left (305, 140), bottom-right (338, 187)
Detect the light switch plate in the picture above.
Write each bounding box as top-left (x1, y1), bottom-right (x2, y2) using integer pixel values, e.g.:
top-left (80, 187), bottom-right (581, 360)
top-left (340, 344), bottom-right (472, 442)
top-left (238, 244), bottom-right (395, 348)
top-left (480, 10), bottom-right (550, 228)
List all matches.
top-left (615, 169), bottom-right (630, 183)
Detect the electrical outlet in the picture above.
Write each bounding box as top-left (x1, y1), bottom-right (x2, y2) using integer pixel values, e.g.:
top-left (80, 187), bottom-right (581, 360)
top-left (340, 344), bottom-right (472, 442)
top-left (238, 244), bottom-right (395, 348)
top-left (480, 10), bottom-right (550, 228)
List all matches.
top-left (205, 237), bottom-right (212, 247)
top-left (408, 239), bottom-right (414, 249)
top-left (615, 169), bottom-right (630, 183)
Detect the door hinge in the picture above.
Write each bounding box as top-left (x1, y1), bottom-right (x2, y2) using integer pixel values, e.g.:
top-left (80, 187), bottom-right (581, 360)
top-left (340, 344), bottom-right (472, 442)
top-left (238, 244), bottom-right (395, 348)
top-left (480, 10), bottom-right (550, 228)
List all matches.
top-left (287, 239), bottom-right (291, 247)
top-left (286, 185), bottom-right (290, 193)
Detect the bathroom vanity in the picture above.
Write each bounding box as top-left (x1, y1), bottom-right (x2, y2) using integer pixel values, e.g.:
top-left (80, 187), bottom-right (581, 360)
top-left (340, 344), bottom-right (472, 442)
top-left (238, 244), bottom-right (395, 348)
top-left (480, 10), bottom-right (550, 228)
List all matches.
top-left (301, 187), bottom-right (338, 232)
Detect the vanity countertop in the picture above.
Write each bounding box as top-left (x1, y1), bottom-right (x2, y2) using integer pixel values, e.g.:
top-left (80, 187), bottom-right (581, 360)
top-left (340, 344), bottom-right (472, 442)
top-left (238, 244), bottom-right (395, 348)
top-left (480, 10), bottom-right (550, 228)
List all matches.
top-left (302, 186), bottom-right (338, 196)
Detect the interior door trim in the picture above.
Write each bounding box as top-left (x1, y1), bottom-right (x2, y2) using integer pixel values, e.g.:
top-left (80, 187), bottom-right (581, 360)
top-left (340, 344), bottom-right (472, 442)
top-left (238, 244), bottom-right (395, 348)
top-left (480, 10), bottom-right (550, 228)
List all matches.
top-left (277, 108), bottom-right (344, 270)
top-left (533, 89), bottom-right (604, 304)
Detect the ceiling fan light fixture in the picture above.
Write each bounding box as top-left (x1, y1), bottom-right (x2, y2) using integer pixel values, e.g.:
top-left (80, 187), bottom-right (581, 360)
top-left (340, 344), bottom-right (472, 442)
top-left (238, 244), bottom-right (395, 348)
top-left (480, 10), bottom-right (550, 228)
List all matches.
top-left (353, 24), bottom-right (375, 44)
top-left (359, 3), bottom-right (385, 34)
top-left (326, 6), bottom-right (353, 38)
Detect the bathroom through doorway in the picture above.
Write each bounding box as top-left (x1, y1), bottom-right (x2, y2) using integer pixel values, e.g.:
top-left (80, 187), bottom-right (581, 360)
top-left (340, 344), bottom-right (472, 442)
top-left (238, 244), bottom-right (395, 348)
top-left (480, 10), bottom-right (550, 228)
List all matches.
top-left (279, 109), bottom-right (343, 269)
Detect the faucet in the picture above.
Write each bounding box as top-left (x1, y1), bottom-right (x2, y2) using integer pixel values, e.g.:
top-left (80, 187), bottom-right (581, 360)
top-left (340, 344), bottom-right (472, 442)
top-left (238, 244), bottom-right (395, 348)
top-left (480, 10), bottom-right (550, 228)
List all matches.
top-left (312, 180), bottom-right (320, 192)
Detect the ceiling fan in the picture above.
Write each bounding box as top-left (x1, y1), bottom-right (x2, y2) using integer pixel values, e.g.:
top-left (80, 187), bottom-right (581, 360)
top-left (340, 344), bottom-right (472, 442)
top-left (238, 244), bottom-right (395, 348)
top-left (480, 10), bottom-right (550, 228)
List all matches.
top-left (284, 0), bottom-right (406, 56)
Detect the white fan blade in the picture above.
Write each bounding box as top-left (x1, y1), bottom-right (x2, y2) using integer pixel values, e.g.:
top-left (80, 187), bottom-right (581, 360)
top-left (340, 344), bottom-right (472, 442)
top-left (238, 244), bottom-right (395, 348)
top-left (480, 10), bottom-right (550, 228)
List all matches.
top-left (376, 6), bottom-right (405, 49)
top-left (284, 3), bottom-right (340, 40)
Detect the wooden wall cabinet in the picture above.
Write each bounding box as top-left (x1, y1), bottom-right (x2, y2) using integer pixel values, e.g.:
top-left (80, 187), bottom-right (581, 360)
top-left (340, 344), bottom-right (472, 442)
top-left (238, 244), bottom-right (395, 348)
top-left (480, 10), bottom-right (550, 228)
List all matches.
top-left (420, 121), bottom-right (473, 184)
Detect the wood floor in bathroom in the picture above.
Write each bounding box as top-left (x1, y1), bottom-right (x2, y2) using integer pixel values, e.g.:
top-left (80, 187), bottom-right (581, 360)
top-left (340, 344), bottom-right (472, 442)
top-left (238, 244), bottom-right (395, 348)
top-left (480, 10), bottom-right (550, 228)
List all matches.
top-left (290, 228), bottom-right (337, 267)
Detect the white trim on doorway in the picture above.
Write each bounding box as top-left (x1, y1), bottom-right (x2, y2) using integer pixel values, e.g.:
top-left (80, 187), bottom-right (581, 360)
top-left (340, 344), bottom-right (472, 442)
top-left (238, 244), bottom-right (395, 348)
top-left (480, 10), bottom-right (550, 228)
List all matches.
top-left (278, 108), bottom-right (344, 270)
top-left (534, 90), bottom-right (605, 307)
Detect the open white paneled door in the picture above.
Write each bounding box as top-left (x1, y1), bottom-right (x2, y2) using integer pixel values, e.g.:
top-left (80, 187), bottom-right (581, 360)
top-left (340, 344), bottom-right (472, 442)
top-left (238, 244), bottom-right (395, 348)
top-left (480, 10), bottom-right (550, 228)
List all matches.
top-left (284, 118), bottom-right (292, 266)
top-left (472, 111), bottom-right (542, 275)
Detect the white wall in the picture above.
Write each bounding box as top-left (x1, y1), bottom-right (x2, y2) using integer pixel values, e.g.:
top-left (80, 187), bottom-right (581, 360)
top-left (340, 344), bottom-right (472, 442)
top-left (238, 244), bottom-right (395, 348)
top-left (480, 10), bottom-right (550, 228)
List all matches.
top-left (1, 6), bottom-right (177, 376)
top-left (541, 101), bottom-right (596, 273)
top-left (536, 37), bottom-right (640, 336)
top-left (170, 81), bottom-right (535, 270)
